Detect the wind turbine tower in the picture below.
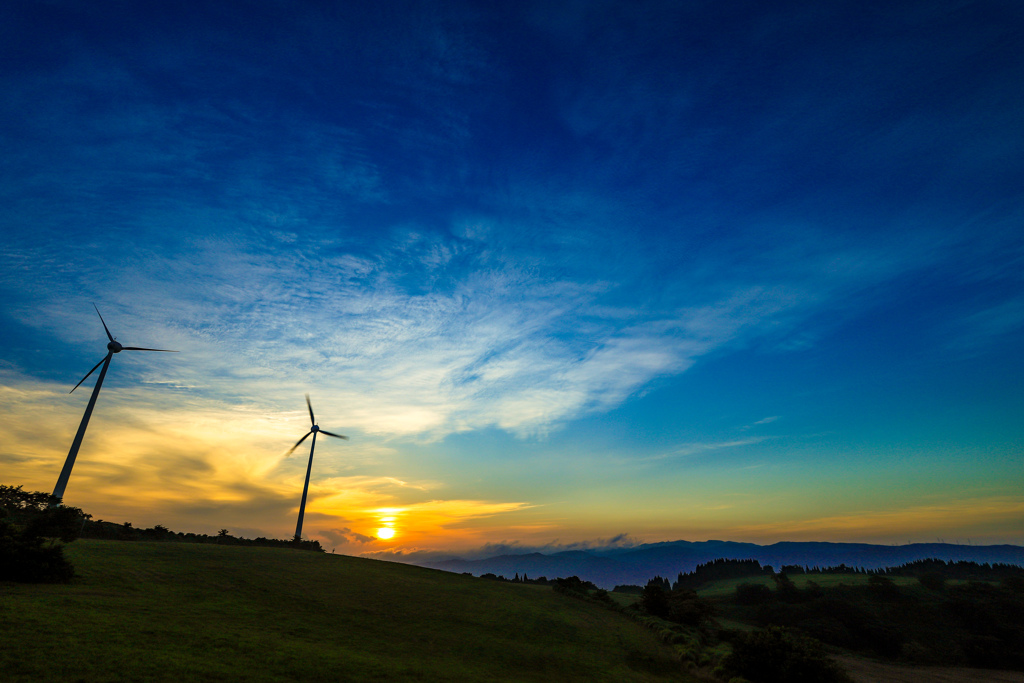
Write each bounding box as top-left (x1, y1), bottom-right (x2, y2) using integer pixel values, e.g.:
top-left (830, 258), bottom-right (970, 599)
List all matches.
top-left (286, 395), bottom-right (348, 542)
top-left (52, 305), bottom-right (177, 502)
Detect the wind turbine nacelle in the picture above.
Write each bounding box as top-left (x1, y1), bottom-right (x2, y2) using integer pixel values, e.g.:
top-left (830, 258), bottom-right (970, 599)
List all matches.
top-left (107, 340), bottom-right (123, 353)
top-left (311, 425), bottom-right (320, 433)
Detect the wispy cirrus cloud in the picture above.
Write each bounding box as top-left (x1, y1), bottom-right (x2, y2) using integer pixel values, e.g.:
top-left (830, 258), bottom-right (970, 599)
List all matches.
top-left (2, 211), bottom-right (841, 442)
top-left (623, 438), bottom-right (769, 465)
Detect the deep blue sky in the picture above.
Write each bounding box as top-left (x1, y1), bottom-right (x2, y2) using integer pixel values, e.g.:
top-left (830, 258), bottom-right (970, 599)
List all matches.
top-left (1, 0), bottom-right (1022, 554)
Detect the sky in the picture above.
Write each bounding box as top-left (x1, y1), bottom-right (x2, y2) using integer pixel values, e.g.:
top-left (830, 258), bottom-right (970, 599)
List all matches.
top-left (2, 0), bottom-right (1022, 559)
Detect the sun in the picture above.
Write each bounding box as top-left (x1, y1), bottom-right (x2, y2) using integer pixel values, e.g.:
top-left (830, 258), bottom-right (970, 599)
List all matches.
top-left (376, 527), bottom-right (395, 540)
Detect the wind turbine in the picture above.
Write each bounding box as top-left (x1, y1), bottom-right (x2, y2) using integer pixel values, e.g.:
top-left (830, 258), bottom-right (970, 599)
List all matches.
top-left (286, 394), bottom-right (348, 542)
top-left (52, 304), bottom-right (177, 502)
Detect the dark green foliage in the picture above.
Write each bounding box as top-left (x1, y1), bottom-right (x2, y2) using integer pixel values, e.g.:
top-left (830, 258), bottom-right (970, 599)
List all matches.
top-left (1002, 575), bottom-right (1024, 592)
top-left (23, 505), bottom-right (88, 543)
top-left (666, 588), bottom-right (714, 626)
top-left (0, 520), bottom-right (76, 583)
top-left (640, 578), bottom-right (670, 618)
top-left (725, 570), bottom-right (1024, 669)
top-left (722, 626), bottom-right (852, 683)
top-left (674, 558), bottom-right (770, 590)
top-left (140, 524), bottom-right (173, 540)
top-left (886, 559), bottom-right (1024, 583)
top-left (0, 485), bottom-right (86, 583)
top-left (637, 578), bottom-right (714, 627)
top-left (736, 582), bottom-right (773, 605)
top-left (945, 581), bottom-right (1024, 669)
top-left (553, 575), bottom-right (600, 596)
top-left (772, 572), bottom-right (803, 603)
top-left (0, 485), bottom-right (55, 514)
top-left (866, 575), bottom-right (900, 601)
top-left (918, 572), bottom-right (946, 591)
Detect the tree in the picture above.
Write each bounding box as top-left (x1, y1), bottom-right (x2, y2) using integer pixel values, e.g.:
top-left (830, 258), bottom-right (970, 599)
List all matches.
top-left (640, 578), bottom-right (670, 618)
top-left (667, 588), bottom-right (714, 626)
top-left (723, 626), bottom-right (852, 683)
top-left (736, 582), bottom-right (774, 605)
top-left (0, 485), bottom-right (86, 583)
top-left (773, 572), bottom-right (802, 603)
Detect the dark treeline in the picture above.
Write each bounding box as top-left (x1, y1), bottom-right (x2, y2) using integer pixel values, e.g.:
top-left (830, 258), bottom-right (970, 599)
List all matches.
top-left (668, 557), bottom-right (1024, 591)
top-left (474, 572), bottom-right (618, 607)
top-left (473, 571), bottom-right (566, 587)
top-left (674, 558), bottom-right (776, 590)
top-left (1, 484), bottom-right (323, 583)
top-left (80, 518), bottom-right (323, 553)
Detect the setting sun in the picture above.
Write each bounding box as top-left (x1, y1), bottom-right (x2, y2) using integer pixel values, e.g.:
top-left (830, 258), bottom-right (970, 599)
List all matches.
top-left (376, 527), bottom-right (395, 540)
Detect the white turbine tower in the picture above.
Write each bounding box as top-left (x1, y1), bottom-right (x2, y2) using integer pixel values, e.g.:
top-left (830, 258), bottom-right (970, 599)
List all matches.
top-left (52, 304), bottom-right (177, 502)
top-left (286, 394), bottom-right (348, 543)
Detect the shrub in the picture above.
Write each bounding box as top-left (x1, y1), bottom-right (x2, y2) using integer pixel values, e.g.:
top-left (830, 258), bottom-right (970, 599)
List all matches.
top-left (722, 626), bottom-right (852, 683)
top-left (0, 518), bottom-right (76, 582)
top-left (0, 485), bottom-right (85, 583)
top-left (1001, 575), bottom-right (1024, 593)
top-left (867, 575), bottom-right (900, 601)
top-left (553, 575), bottom-right (597, 596)
top-left (773, 573), bottom-right (803, 603)
top-left (736, 582), bottom-right (773, 605)
top-left (668, 589), bottom-right (714, 626)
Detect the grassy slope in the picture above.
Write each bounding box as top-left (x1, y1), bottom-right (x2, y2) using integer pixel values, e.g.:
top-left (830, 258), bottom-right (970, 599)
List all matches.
top-left (0, 540), bottom-right (690, 683)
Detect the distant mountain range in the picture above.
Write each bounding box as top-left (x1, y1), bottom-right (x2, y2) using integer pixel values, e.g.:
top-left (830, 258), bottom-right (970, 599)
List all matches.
top-left (418, 540), bottom-right (1024, 589)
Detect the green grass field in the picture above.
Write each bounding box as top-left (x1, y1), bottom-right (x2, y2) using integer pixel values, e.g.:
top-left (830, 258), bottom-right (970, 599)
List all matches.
top-left (0, 540), bottom-right (690, 682)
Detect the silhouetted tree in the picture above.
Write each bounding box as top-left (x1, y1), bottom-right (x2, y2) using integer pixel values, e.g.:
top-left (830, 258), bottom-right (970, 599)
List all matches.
top-left (773, 572), bottom-right (802, 603)
top-left (667, 588), bottom-right (714, 626)
top-left (723, 626), bottom-right (853, 683)
top-left (640, 578), bottom-right (670, 618)
top-left (0, 485), bottom-right (85, 583)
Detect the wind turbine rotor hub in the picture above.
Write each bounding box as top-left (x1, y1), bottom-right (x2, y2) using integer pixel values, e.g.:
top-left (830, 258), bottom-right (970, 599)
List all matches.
top-left (107, 340), bottom-right (123, 353)
top-left (311, 424), bottom-right (320, 433)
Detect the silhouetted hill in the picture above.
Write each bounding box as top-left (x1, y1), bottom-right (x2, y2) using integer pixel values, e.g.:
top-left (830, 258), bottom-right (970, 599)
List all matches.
top-left (2, 540), bottom-right (685, 682)
top-left (424, 540), bottom-right (1024, 588)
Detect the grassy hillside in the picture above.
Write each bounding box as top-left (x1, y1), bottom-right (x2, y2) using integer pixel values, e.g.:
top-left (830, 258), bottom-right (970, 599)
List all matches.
top-left (0, 540), bottom-right (690, 682)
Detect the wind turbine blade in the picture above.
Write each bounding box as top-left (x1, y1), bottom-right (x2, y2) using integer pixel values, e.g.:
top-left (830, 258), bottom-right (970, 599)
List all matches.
top-left (306, 394), bottom-right (315, 426)
top-left (70, 354), bottom-right (111, 394)
top-left (285, 431), bottom-right (313, 456)
top-left (319, 430), bottom-right (348, 440)
top-left (93, 304), bottom-right (114, 342)
top-left (122, 347), bottom-right (178, 352)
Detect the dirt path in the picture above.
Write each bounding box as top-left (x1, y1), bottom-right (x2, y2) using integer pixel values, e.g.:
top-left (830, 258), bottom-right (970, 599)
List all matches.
top-left (835, 655), bottom-right (1024, 683)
